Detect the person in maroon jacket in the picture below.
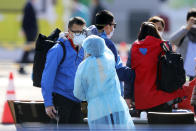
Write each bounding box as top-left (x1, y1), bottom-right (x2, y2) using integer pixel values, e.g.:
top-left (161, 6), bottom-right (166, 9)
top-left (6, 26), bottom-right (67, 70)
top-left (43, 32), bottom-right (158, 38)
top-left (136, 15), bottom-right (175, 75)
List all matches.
top-left (131, 22), bottom-right (186, 112)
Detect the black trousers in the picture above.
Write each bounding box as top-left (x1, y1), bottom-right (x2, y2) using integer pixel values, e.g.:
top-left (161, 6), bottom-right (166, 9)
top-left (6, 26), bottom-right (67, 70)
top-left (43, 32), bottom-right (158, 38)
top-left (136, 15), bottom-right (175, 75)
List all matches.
top-left (147, 103), bottom-right (172, 112)
top-left (53, 93), bottom-right (82, 124)
top-left (20, 49), bottom-right (34, 63)
top-left (20, 38), bottom-right (35, 64)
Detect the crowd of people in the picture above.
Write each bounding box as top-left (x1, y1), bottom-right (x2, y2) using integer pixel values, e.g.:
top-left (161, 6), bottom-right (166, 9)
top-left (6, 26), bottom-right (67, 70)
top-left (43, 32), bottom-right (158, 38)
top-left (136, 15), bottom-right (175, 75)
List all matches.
top-left (39, 7), bottom-right (196, 130)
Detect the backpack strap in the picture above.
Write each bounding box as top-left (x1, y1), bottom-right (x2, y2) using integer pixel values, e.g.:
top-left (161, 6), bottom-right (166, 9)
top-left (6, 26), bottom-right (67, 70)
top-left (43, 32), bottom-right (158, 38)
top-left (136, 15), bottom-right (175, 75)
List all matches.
top-left (157, 41), bottom-right (170, 88)
top-left (157, 41), bottom-right (173, 89)
top-left (58, 41), bottom-right (66, 65)
top-left (178, 36), bottom-right (185, 47)
top-left (160, 41), bottom-right (171, 53)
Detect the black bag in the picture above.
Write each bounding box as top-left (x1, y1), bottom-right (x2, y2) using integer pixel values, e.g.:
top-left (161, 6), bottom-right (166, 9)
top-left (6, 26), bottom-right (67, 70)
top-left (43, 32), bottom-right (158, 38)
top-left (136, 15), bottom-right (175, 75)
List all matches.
top-left (148, 111), bottom-right (194, 124)
top-left (12, 101), bottom-right (51, 123)
top-left (33, 28), bottom-right (66, 87)
top-left (156, 42), bottom-right (186, 93)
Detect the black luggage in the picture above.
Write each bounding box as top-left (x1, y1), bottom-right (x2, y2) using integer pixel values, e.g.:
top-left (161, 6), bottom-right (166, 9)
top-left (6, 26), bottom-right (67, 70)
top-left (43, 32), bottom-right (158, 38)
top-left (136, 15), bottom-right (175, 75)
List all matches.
top-left (148, 111), bottom-right (194, 124)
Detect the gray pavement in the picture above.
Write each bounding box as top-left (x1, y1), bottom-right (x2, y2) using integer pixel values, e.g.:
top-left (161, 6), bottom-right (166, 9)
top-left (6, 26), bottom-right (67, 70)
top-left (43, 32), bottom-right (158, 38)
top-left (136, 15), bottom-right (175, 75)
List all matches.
top-left (0, 47), bottom-right (23, 62)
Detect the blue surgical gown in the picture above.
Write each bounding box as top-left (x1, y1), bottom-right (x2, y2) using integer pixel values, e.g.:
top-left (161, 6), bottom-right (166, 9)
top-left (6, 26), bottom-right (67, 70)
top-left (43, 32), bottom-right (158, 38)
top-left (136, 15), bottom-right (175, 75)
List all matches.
top-left (74, 49), bottom-right (134, 130)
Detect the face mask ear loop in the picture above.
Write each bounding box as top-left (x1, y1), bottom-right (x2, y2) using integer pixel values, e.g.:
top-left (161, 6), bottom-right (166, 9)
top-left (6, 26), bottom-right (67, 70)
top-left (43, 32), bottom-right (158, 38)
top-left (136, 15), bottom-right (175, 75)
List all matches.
top-left (107, 27), bottom-right (114, 39)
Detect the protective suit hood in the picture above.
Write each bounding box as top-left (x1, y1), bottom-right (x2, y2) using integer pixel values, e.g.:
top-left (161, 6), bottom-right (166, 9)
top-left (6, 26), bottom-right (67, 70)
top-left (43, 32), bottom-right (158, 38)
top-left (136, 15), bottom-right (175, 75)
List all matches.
top-left (82, 35), bottom-right (105, 57)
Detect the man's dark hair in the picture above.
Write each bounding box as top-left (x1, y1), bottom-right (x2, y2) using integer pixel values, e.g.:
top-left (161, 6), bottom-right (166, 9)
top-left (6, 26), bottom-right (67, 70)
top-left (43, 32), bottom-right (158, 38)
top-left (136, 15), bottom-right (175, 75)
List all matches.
top-left (138, 22), bottom-right (162, 41)
top-left (95, 10), bottom-right (114, 30)
top-left (68, 17), bottom-right (86, 29)
top-left (148, 16), bottom-right (165, 28)
top-left (186, 8), bottom-right (196, 21)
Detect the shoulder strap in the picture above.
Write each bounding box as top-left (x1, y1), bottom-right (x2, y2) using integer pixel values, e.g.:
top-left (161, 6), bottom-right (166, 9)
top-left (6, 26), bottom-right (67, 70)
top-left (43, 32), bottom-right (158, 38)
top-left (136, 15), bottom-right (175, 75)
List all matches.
top-left (156, 41), bottom-right (172, 88)
top-left (58, 41), bottom-right (66, 65)
top-left (178, 36), bottom-right (185, 47)
top-left (157, 42), bottom-right (170, 88)
top-left (160, 42), bottom-right (170, 53)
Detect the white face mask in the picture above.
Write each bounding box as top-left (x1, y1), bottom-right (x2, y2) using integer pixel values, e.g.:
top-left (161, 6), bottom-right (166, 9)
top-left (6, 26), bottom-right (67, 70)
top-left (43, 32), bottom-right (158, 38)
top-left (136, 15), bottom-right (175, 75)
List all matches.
top-left (192, 24), bottom-right (196, 28)
top-left (73, 34), bottom-right (86, 45)
top-left (107, 27), bottom-right (114, 39)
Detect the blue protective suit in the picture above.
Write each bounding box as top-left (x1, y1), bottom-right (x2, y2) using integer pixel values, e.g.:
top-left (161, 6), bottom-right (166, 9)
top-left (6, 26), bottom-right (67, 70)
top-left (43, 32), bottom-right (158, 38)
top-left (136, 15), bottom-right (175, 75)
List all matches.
top-left (86, 25), bottom-right (134, 96)
top-left (74, 35), bottom-right (134, 129)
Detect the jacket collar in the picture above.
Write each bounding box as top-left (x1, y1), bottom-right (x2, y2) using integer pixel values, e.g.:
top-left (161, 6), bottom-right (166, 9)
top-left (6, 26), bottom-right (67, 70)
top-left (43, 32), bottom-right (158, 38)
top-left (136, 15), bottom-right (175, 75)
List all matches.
top-left (66, 35), bottom-right (78, 53)
top-left (138, 36), bottom-right (162, 46)
top-left (99, 31), bottom-right (107, 39)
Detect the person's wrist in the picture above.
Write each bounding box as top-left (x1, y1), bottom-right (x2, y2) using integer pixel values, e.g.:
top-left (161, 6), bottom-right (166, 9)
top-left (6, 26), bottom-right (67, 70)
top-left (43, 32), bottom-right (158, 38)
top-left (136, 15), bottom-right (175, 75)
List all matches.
top-left (185, 25), bottom-right (192, 30)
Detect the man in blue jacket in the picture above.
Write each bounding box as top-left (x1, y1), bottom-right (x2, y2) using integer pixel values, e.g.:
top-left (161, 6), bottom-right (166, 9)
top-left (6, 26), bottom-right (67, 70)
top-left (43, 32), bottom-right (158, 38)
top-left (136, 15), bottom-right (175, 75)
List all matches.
top-left (94, 10), bottom-right (134, 95)
top-left (41, 17), bottom-right (86, 123)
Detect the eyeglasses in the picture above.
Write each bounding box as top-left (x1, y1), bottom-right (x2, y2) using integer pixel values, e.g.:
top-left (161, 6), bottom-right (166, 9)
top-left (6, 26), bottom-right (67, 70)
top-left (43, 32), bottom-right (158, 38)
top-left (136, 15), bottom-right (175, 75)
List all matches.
top-left (109, 23), bottom-right (117, 28)
top-left (70, 29), bottom-right (87, 36)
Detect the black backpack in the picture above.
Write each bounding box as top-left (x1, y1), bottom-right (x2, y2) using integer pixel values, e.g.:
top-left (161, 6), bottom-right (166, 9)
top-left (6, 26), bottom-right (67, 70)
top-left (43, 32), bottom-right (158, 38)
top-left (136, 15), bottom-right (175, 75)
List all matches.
top-left (156, 42), bottom-right (186, 93)
top-left (33, 28), bottom-right (66, 87)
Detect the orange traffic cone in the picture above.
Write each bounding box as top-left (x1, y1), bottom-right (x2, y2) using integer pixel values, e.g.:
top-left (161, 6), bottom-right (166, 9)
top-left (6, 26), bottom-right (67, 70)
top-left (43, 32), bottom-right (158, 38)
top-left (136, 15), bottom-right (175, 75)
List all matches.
top-left (2, 72), bottom-right (15, 124)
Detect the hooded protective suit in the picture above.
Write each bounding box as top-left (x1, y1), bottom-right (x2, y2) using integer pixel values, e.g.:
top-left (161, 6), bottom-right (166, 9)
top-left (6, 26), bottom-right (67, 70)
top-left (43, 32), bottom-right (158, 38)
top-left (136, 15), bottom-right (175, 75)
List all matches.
top-left (74, 35), bottom-right (134, 129)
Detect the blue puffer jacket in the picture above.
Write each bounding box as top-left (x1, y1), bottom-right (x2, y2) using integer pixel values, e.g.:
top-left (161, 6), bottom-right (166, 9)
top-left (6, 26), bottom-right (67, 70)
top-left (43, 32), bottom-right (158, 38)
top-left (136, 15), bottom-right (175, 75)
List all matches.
top-left (41, 38), bottom-right (84, 107)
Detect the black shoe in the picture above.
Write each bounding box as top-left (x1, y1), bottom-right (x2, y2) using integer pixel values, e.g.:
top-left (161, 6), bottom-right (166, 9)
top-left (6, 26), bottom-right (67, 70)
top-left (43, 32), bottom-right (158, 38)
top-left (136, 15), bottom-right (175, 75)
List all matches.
top-left (18, 68), bottom-right (27, 75)
top-left (129, 108), bottom-right (140, 117)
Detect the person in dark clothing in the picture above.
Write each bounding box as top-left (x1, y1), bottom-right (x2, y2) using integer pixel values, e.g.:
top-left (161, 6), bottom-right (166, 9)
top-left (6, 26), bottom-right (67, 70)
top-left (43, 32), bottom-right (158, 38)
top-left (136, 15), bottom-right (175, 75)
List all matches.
top-left (19, 0), bottom-right (38, 74)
